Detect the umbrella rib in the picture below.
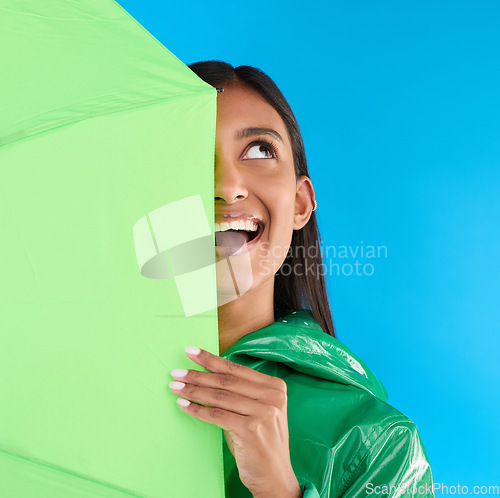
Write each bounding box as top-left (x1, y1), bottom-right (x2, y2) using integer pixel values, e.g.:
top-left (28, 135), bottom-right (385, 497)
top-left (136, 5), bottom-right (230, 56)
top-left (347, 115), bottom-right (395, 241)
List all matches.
top-left (0, 87), bottom-right (214, 150)
top-left (0, 447), bottom-right (144, 497)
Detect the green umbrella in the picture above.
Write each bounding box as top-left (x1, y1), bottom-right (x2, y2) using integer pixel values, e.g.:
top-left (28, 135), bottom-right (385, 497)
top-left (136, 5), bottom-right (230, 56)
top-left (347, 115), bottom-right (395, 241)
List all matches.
top-left (0, 1), bottom-right (222, 496)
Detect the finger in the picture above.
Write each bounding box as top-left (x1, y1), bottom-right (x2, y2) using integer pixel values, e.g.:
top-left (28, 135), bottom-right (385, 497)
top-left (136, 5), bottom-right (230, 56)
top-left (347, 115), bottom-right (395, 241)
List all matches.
top-left (175, 396), bottom-right (247, 432)
top-left (184, 346), bottom-right (287, 392)
top-left (170, 382), bottom-right (270, 417)
top-left (171, 368), bottom-right (282, 405)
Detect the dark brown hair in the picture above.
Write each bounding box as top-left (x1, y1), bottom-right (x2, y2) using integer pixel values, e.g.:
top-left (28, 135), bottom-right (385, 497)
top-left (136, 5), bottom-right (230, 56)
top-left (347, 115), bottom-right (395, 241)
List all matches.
top-left (189, 60), bottom-right (335, 338)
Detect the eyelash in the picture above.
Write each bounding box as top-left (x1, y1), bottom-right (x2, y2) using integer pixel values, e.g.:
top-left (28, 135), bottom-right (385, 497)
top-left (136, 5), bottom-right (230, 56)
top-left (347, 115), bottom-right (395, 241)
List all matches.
top-left (245, 139), bottom-right (279, 159)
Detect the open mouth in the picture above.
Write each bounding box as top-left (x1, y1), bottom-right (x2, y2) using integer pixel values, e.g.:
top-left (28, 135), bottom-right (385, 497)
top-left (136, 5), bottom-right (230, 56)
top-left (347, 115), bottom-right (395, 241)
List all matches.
top-left (214, 218), bottom-right (264, 257)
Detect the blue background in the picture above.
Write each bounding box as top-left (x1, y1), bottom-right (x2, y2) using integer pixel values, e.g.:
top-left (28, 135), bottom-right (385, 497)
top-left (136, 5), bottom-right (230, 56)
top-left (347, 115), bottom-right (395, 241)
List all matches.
top-left (118, 0), bottom-right (500, 490)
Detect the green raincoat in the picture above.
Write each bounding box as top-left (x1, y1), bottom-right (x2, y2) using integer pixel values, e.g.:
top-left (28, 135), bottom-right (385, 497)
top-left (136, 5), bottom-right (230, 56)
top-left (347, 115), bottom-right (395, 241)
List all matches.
top-left (221, 309), bottom-right (434, 497)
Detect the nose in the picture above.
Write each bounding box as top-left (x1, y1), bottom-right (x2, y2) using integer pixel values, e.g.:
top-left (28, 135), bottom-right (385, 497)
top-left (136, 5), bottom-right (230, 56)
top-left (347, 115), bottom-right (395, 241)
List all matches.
top-left (214, 154), bottom-right (248, 204)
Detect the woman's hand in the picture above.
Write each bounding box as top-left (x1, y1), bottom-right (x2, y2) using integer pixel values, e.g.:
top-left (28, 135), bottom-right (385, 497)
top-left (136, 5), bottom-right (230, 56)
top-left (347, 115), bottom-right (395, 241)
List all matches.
top-left (169, 346), bottom-right (302, 498)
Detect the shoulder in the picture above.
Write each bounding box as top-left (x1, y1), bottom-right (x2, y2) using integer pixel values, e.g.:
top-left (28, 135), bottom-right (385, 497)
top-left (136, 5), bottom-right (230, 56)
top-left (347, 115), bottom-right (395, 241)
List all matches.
top-left (267, 311), bottom-right (433, 494)
top-left (335, 414), bottom-right (434, 496)
top-left (288, 382), bottom-right (433, 495)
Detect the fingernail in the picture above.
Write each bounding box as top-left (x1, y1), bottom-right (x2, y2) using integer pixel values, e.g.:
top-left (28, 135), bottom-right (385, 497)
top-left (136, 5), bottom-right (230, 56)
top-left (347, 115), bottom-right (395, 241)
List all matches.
top-left (177, 398), bottom-right (190, 407)
top-left (169, 381), bottom-right (185, 390)
top-left (171, 369), bottom-right (188, 378)
top-left (185, 346), bottom-right (201, 356)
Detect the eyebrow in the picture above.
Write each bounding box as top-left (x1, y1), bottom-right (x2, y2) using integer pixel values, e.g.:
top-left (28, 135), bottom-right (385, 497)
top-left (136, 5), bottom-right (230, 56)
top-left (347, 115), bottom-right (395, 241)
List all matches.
top-left (236, 127), bottom-right (284, 143)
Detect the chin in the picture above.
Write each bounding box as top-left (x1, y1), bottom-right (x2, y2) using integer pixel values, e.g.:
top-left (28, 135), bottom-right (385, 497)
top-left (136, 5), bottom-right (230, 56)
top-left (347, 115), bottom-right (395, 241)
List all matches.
top-left (215, 260), bottom-right (254, 306)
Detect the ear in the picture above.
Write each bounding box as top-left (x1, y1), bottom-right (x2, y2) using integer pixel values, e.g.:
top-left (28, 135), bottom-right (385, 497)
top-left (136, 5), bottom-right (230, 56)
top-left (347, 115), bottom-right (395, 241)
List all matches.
top-left (293, 175), bottom-right (315, 230)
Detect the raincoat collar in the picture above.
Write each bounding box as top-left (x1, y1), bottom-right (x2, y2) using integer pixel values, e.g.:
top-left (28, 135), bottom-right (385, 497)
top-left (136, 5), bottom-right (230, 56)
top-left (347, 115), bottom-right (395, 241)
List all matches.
top-left (221, 309), bottom-right (389, 402)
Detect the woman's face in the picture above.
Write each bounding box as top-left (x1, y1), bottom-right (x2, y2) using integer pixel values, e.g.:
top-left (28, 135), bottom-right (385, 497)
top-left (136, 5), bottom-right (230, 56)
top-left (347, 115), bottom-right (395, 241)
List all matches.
top-left (214, 84), bottom-right (314, 305)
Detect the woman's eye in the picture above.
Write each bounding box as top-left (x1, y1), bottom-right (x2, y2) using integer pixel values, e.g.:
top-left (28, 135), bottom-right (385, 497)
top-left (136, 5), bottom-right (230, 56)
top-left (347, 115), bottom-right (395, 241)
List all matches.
top-left (244, 143), bottom-right (275, 159)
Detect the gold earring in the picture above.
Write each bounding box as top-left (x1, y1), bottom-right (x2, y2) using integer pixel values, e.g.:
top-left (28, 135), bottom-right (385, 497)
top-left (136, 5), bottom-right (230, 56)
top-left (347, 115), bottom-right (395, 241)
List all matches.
top-left (312, 199), bottom-right (318, 211)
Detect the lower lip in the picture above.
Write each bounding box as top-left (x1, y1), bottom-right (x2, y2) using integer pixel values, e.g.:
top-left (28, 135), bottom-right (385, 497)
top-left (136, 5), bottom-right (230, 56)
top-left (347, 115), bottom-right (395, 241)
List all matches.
top-left (215, 226), bottom-right (264, 259)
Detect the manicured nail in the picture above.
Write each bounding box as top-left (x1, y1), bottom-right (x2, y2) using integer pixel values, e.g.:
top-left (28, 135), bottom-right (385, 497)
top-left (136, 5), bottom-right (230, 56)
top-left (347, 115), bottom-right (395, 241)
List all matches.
top-left (185, 346), bottom-right (201, 356)
top-left (177, 398), bottom-right (190, 407)
top-left (171, 369), bottom-right (188, 378)
top-left (169, 381), bottom-right (185, 390)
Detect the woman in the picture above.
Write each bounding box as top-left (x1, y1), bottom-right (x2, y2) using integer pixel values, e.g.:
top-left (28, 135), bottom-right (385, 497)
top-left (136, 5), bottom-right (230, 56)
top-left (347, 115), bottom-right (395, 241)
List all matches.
top-left (168, 61), bottom-right (434, 497)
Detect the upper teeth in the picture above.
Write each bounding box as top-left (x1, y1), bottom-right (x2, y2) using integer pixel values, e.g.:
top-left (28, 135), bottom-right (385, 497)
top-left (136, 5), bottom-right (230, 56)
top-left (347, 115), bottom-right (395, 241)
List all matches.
top-left (215, 219), bottom-right (259, 232)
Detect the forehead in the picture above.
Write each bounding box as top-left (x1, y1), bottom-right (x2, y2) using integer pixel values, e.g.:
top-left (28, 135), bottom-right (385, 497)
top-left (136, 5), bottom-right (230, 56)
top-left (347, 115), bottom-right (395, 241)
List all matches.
top-left (215, 84), bottom-right (289, 143)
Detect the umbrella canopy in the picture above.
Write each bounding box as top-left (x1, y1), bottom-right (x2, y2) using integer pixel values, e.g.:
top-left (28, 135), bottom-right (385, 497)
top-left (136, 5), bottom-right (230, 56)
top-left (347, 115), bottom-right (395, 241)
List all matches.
top-left (0, 1), bottom-right (222, 496)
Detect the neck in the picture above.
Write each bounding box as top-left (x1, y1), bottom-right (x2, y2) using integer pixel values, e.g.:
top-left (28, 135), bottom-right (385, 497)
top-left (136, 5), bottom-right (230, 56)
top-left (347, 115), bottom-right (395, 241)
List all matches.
top-left (218, 277), bottom-right (275, 355)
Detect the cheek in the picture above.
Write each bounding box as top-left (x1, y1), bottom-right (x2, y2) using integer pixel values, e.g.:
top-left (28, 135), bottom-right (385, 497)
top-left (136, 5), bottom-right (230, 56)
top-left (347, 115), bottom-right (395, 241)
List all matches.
top-left (255, 181), bottom-right (297, 277)
top-left (257, 172), bottom-right (296, 213)
top-left (265, 177), bottom-right (297, 233)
